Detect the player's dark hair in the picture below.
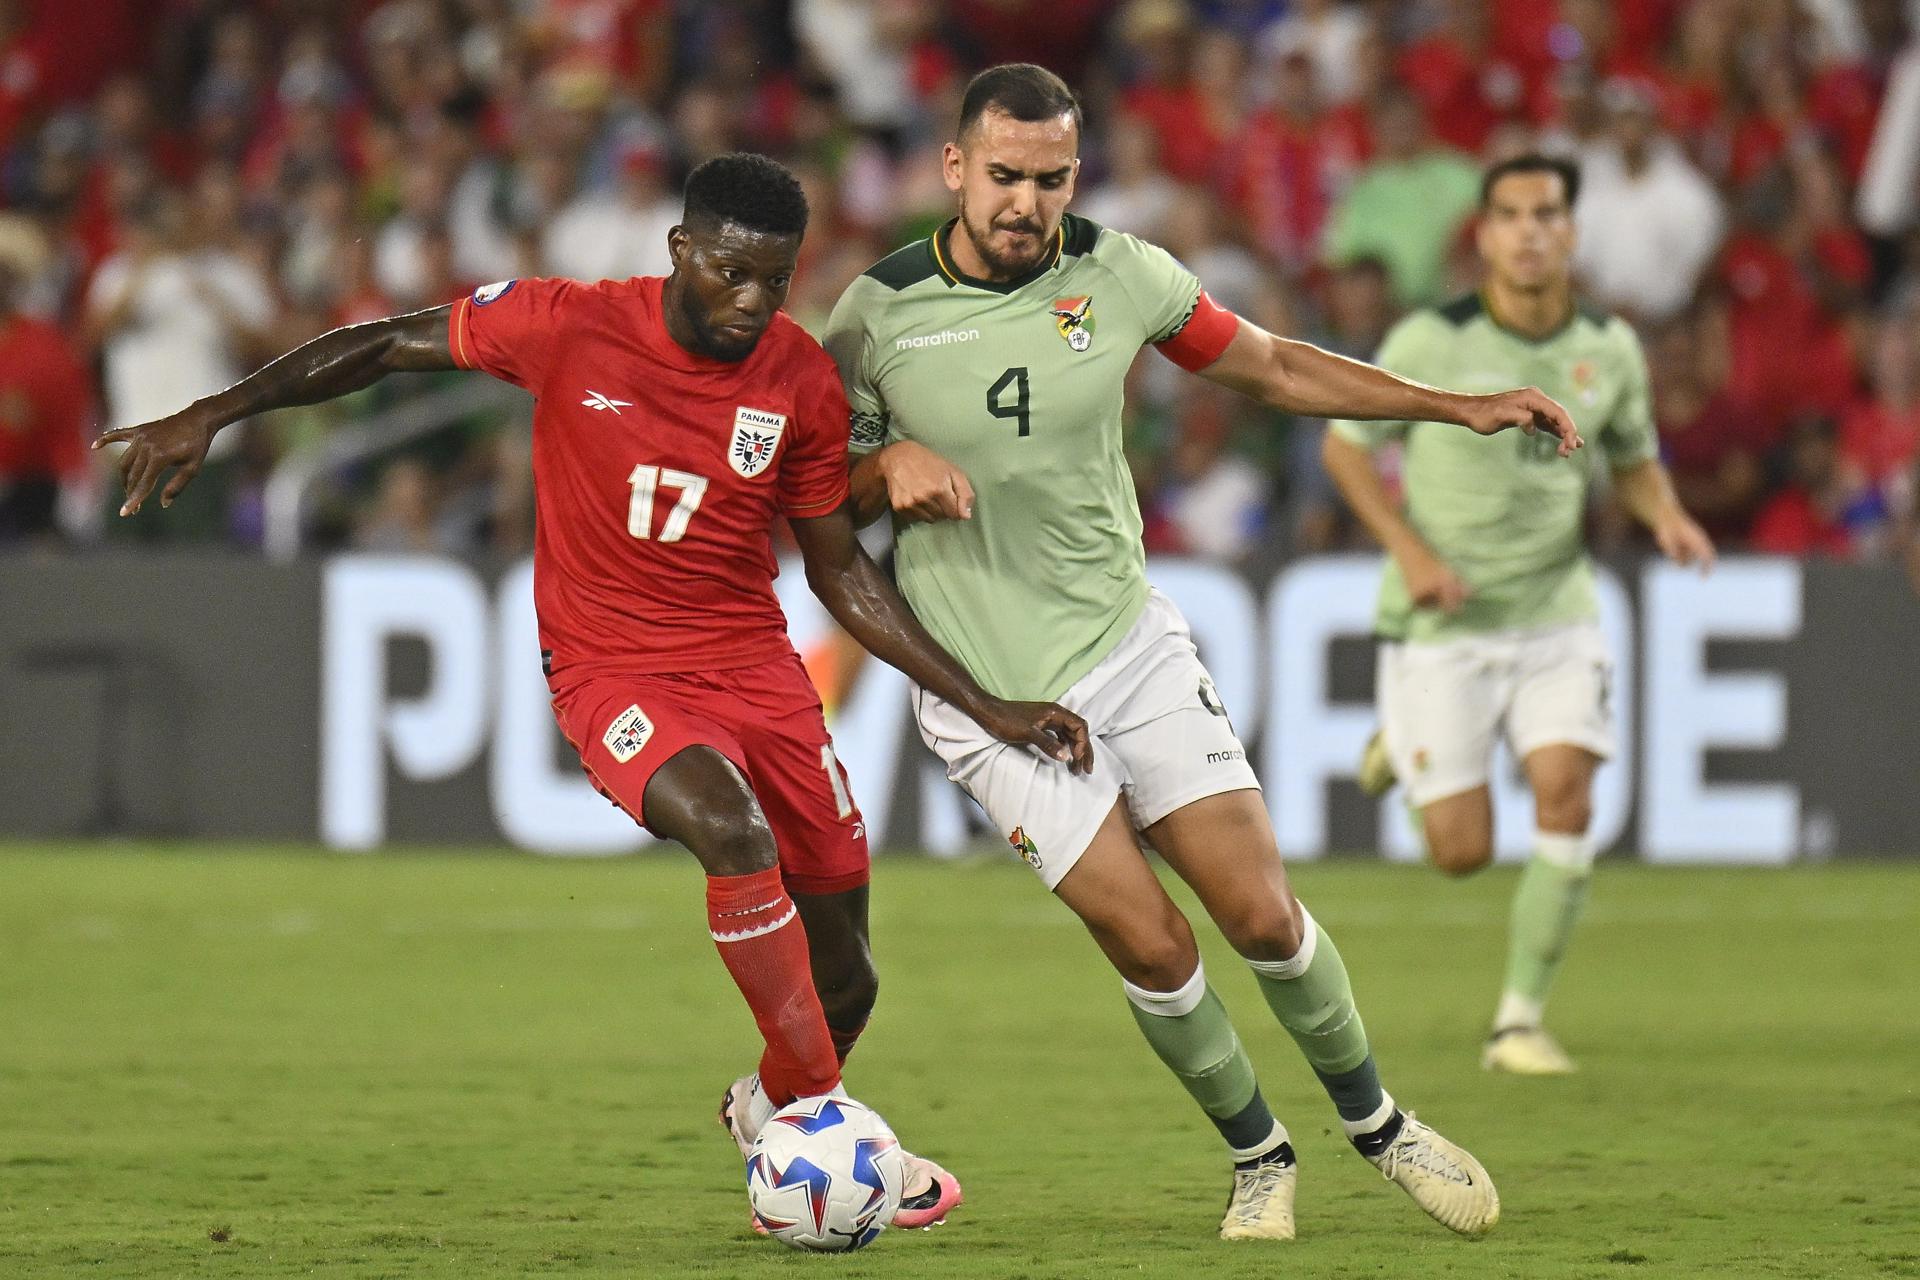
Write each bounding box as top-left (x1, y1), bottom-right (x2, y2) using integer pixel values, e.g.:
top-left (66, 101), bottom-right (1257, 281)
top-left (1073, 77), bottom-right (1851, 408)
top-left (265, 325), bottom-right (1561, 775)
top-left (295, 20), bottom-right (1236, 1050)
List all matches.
top-left (682, 152), bottom-right (809, 238)
top-left (1481, 153), bottom-right (1581, 209)
top-left (957, 63), bottom-right (1082, 140)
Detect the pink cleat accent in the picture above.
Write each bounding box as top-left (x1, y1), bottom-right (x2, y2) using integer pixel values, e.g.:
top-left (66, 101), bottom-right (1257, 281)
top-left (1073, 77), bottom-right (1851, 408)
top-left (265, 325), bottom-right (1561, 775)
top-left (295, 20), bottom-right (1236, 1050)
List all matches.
top-left (891, 1153), bottom-right (965, 1229)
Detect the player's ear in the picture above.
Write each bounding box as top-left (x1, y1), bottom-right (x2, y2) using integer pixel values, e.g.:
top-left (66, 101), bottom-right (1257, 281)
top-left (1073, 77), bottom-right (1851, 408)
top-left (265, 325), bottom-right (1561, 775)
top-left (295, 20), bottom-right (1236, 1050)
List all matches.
top-left (667, 225), bottom-right (688, 270)
top-left (941, 141), bottom-right (965, 194)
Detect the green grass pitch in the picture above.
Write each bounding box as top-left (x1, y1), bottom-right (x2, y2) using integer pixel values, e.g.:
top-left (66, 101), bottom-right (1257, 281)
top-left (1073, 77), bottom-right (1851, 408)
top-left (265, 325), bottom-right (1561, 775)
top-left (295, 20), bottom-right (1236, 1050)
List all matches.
top-left (1, 844), bottom-right (1915, 1279)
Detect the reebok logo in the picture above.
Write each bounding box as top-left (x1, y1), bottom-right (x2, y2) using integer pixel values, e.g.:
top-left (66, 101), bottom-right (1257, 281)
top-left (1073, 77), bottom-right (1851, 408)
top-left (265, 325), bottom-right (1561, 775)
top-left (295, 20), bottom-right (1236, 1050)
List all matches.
top-left (896, 328), bottom-right (981, 350)
top-left (581, 390), bottom-right (632, 414)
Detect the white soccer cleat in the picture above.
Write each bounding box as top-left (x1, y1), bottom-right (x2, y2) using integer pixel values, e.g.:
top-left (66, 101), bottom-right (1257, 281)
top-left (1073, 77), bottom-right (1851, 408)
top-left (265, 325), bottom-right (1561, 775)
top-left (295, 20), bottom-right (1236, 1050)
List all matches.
top-left (1482, 1026), bottom-right (1577, 1075)
top-left (1357, 728), bottom-right (1397, 798)
top-left (1219, 1150), bottom-right (1296, 1241)
top-left (718, 1073), bottom-right (768, 1161)
top-left (1366, 1113), bottom-right (1500, 1237)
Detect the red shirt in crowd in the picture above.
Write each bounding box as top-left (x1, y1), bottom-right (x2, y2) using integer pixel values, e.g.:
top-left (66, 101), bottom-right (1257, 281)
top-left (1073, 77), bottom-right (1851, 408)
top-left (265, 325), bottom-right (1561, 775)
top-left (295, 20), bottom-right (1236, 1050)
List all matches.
top-left (450, 276), bottom-right (850, 689)
top-left (1750, 488), bottom-right (1856, 557)
top-left (0, 313), bottom-right (91, 482)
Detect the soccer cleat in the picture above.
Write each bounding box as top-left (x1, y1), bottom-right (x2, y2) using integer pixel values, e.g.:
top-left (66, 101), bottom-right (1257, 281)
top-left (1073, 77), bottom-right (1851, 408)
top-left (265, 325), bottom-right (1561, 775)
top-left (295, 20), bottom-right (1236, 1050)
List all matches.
top-left (718, 1074), bottom-right (765, 1161)
top-left (891, 1152), bottom-right (965, 1229)
top-left (1482, 1025), bottom-right (1577, 1075)
top-left (1219, 1147), bottom-right (1297, 1241)
top-left (1357, 729), bottom-right (1397, 798)
top-left (1365, 1113), bottom-right (1500, 1237)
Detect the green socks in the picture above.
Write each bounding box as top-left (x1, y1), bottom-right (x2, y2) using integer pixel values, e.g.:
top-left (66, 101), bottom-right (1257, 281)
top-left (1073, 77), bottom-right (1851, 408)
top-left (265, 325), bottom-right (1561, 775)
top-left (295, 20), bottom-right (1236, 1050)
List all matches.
top-left (1124, 963), bottom-right (1286, 1159)
top-left (1495, 829), bottom-right (1594, 1031)
top-left (1245, 907), bottom-right (1390, 1127)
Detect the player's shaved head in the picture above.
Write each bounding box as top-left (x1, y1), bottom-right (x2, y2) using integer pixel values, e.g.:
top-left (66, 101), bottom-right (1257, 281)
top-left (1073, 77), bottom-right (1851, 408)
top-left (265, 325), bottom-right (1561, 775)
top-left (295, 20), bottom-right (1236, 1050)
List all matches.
top-left (956, 64), bottom-right (1081, 144)
top-left (682, 152), bottom-right (810, 238)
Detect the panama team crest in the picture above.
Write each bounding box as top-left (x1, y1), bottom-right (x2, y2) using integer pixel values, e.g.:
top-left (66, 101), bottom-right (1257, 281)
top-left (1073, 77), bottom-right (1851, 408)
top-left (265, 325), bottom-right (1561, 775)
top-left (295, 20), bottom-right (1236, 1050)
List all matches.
top-left (1051, 295), bottom-right (1095, 351)
top-left (729, 406), bottom-right (787, 478)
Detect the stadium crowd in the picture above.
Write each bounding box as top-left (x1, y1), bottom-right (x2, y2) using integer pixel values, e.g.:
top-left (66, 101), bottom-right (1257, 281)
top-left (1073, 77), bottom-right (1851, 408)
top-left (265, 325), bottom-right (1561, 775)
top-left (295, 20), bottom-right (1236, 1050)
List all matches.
top-left (2, 0), bottom-right (1919, 582)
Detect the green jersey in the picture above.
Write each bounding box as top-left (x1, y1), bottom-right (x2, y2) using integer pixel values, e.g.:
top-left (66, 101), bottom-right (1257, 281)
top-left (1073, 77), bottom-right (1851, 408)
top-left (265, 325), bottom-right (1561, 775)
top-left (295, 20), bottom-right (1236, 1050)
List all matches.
top-left (1330, 293), bottom-right (1658, 643)
top-left (825, 214), bottom-right (1204, 701)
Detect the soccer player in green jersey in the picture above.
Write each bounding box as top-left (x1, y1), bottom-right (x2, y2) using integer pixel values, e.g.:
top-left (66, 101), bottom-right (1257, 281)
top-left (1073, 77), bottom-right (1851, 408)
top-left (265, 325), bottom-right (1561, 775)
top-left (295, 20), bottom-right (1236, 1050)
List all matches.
top-left (825, 64), bottom-right (1585, 1243)
top-left (1323, 154), bottom-right (1716, 1076)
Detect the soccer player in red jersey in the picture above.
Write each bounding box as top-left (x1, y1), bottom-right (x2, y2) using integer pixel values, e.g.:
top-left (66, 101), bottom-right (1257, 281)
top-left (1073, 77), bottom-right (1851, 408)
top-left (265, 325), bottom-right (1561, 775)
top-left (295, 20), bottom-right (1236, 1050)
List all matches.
top-left (97, 153), bottom-right (1090, 1230)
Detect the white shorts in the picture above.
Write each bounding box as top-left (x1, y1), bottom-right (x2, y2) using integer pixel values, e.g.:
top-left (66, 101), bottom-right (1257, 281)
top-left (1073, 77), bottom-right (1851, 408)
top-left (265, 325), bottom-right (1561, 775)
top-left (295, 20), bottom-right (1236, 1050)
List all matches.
top-left (1378, 619), bottom-right (1616, 808)
top-left (914, 589), bottom-right (1260, 890)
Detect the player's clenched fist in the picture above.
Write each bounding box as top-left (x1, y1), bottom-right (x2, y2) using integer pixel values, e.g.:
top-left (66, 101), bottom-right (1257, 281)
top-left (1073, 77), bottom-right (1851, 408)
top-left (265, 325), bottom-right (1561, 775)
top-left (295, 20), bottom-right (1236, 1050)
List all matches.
top-left (875, 440), bottom-right (975, 522)
top-left (94, 409), bottom-right (219, 517)
top-left (977, 699), bottom-right (1094, 774)
top-left (1458, 386), bottom-right (1584, 456)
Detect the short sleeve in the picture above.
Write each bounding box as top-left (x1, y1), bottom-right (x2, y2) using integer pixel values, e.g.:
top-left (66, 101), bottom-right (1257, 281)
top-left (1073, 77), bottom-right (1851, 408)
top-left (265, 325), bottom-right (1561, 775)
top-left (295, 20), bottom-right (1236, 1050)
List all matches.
top-left (779, 347), bottom-right (854, 518)
top-left (822, 276), bottom-right (890, 455)
top-left (1096, 227), bottom-right (1205, 343)
top-left (1327, 314), bottom-right (1438, 450)
top-left (450, 278), bottom-right (580, 391)
top-left (1601, 320), bottom-right (1659, 470)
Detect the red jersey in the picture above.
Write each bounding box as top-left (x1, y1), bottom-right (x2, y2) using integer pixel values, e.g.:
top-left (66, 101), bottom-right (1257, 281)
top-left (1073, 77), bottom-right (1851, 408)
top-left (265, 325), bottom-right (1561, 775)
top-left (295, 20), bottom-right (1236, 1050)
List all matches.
top-left (450, 276), bottom-right (851, 689)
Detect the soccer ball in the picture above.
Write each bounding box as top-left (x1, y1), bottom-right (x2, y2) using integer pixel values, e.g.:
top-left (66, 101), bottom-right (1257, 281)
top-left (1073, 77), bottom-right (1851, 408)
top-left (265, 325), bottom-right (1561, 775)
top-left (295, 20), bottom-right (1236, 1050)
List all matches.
top-left (745, 1096), bottom-right (905, 1251)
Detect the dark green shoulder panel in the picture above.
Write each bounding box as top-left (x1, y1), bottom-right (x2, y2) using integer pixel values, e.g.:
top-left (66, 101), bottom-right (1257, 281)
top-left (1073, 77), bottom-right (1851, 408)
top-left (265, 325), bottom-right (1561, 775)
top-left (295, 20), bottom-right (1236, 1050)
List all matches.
top-left (862, 240), bottom-right (940, 291)
top-left (1435, 293), bottom-right (1484, 326)
top-left (1062, 213), bottom-right (1102, 257)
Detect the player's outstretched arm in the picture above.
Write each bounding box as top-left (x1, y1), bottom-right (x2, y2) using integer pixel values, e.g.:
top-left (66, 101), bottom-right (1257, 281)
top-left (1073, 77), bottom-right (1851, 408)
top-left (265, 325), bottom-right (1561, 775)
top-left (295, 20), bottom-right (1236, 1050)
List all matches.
top-left (791, 504), bottom-right (1092, 773)
top-left (93, 305), bottom-right (459, 517)
top-left (1195, 317), bottom-right (1586, 456)
top-left (1612, 458), bottom-right (1716, 572)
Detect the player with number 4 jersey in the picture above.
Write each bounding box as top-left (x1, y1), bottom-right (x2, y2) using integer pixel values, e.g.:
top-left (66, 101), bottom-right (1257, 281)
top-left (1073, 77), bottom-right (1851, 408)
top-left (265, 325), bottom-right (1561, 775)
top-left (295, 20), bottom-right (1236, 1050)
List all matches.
top-left (93, 152), bottom-right (1093, 1234)
top-left (828, 65), bottom-right (1589, 1245)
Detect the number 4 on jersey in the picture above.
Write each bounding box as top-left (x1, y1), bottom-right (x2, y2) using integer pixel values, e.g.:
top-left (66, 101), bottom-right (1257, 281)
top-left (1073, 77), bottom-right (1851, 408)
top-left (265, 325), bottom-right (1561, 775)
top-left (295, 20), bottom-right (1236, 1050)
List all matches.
top-left (988, 367), bottom-right (1030, 437)
top-left (627, 465), bottom-right (707, 541)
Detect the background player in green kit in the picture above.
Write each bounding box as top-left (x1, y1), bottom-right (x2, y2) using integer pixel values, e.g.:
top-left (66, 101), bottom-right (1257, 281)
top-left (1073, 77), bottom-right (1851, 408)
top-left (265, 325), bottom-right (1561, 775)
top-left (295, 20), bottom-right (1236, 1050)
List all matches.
top-left (1324, 154), bottom-right (1716, 1077)
top-left (825, 64), bottom-right (1586, 1244)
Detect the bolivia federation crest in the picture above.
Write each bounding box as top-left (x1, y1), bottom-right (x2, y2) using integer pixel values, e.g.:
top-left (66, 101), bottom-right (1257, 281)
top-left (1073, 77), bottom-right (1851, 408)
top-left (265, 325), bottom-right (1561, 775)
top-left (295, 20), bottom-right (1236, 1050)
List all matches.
top-left (729, 406), bottom-right (788, 478)
top-left (1052, 295), bottom-right (1095, 351)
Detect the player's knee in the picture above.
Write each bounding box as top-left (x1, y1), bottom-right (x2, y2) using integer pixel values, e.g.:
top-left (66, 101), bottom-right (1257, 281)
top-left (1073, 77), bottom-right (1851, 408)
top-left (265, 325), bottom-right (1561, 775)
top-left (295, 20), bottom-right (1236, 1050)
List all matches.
top-left (1428, 833), bottom-right (1493, 877)
top-left (1533, 782), bottom-right (1592, 836)
top-left (1113, 911), bottom-right (1200, 992)
top-left (689, 808), bottom-right (779, 877)
top-left (819, 951), bottom-right (879, 1029)
top-left (1221, 893), bottom-right (1305, 963)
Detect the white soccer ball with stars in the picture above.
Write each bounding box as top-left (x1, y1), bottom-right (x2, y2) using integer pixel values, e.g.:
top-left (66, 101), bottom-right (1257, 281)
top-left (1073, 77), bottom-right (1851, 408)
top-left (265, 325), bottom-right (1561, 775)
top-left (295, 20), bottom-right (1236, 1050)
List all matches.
top-left (745, 1096), bottom-right (905, 1251)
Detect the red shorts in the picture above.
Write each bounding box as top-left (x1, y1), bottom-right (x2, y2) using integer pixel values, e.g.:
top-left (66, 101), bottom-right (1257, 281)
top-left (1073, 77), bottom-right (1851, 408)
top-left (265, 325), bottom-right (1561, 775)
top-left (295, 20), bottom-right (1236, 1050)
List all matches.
top-left (551, 652), bottom-right (869, 895)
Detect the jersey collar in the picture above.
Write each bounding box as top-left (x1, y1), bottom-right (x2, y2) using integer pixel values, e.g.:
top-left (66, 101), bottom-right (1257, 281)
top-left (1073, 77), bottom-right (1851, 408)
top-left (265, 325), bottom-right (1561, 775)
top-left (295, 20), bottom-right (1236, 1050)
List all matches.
top-left (931, 218), bottom-right (1065, 294)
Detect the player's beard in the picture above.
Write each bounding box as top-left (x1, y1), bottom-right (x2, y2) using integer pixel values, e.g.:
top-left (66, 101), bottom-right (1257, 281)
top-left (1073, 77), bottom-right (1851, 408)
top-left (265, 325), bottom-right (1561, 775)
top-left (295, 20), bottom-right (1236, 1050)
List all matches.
top-left (676, 286), bottom-right (760, 363)
top-left (956, 193), bottom-right (1051, 279)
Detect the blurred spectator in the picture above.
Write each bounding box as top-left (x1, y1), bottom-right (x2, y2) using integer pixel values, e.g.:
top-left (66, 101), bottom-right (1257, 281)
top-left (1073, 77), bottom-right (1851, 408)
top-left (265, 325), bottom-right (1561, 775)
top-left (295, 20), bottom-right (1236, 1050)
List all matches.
top-left (1750, 416), bottom-right (1886, 556)
top-left (1396, 0), bottom-right (1539, 154)
top-left (1322, 88), bottom-right (1479, 306)
top-left (1223, 51), bottom-right (1353, 278)
top-left (542, 131), bottom-right (677, 282)
top-left (1289, 256), bottom-right (1397, 550)
top-left (1839, 296), bottom-right (1920, 508)
top-left (1648, 306), bottom-right (1768, 540)
top-left (1141, 385), bottom-right (1271, 563)
top-left (1077, 111), bottom-right (1178, 238)
top-left (353, 456), bottom-right (451, 554)
top-left (1573, 76), bottom-right (1724, 324)
top-left (84, 182), bottom-right (273, 436)
top-left (1260, 0), bottom-right (1370, 105)
top-left (1116, 3), bottom-right (1245, 188)
top-left (0, 217), bottom-right (91, 544)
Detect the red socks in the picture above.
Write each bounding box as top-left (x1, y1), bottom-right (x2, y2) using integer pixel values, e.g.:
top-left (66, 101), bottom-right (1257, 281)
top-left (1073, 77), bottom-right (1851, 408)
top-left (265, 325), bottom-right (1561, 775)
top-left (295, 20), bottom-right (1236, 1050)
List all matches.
top-left (706, 867), bottom-right (840, 1106)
